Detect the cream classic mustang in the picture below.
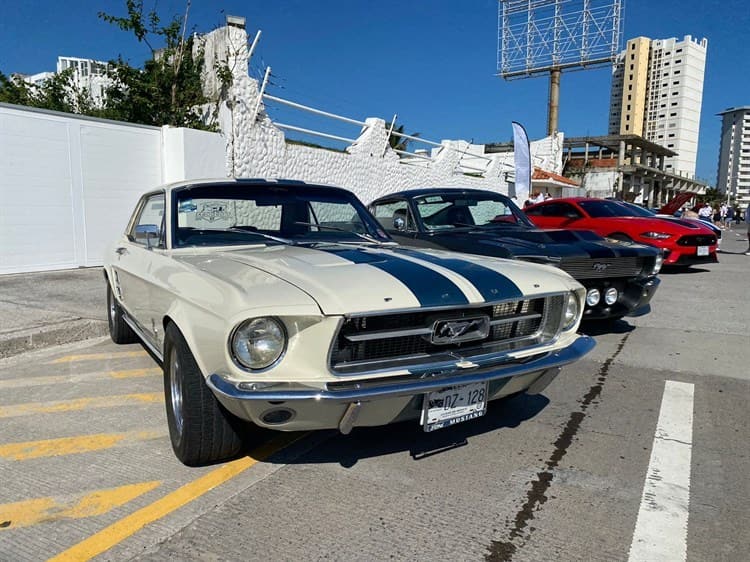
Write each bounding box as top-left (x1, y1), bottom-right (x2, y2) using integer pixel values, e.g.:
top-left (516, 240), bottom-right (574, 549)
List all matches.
top-left (104, 179), bottom-right (595, 465)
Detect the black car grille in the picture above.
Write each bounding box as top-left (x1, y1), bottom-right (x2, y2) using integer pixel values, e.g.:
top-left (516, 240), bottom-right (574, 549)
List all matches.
top-left (559, 257), bottom-right (645, 279)
top-left (329, 295), bottom-right (565, 374)
top-left (677, 234), bottom-right (717, 246)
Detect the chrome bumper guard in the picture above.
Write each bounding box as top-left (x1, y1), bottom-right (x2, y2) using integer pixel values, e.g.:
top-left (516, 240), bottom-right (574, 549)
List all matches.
top-left (207, 335), bottom-right (595, 403)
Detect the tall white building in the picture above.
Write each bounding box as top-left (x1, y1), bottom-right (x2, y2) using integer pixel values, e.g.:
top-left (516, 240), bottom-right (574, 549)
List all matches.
top-left (716, 106), bottom-right (750, 209)
top-left (20, 56), bottom-right (112, 107)
top-left (609, 35), bottom-right (708, 178)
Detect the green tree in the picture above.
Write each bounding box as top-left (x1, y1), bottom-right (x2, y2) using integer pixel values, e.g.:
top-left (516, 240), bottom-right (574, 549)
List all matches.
top-left (98, 0), bottom-right (214, 130)
top-left (0, 69), bottom-right (96, 115)
top-left (0, 72), bottom-right (34, 105)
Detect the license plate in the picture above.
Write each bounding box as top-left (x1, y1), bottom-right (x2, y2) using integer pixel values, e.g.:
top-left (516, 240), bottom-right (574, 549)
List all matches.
top-left (697, 246), bottom-right (709, 256)
top-left (421, 382), bottom-right (488, 432)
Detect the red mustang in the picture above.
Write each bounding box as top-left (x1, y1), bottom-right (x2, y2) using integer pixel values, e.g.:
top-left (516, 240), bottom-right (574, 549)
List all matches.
top-left (525, 197), bottom-right (718, 266)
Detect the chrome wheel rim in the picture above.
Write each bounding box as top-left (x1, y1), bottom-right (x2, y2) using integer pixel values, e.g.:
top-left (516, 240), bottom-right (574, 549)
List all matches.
top-left (169, 347), bottom-right (184, 438)
top-left (108, 291), bottom-right (116, 326)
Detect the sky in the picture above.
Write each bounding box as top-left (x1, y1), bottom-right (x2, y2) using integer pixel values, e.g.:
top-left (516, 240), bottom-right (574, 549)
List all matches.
top-left (1, 0), bottom-right (749, 184)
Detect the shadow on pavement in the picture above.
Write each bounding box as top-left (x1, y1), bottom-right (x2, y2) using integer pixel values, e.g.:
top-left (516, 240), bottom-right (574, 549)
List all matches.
top-left (659, 266), bottom-right (711, 275)
top-left (579, 319), bottom-right (636, 337)
top-left (262, 392), bottom-right (550, 468)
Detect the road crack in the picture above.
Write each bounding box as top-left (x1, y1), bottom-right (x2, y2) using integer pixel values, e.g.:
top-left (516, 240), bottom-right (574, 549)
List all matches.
top-left (485, 333), bottom-right (631, 561)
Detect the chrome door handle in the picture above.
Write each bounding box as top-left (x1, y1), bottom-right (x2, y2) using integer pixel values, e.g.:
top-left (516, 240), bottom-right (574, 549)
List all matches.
top-left (115, 247), bottom-right (128, 256)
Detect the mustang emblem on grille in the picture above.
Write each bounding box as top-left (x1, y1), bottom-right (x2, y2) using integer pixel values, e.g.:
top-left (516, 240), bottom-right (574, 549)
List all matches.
top-left (431, 316), bottom-right (490, 345)
top-left (592, 262), bottom-right (610, 272)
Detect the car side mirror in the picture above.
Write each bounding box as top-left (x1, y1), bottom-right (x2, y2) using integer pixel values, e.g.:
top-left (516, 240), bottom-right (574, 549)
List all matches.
top-left (393, 216), bottom-right (406, 232)
top-left (135, 224), bottom-right (160, 248)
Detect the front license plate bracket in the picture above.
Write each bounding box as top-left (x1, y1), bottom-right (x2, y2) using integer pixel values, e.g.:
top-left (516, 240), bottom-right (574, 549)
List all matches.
top-left (421, 381), bottom-right (488, 432)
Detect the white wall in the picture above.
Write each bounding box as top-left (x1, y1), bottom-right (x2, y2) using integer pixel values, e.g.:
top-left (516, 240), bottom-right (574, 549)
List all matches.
top-left (0, 104), bottom-right (224, 274)
top-left (201, 25), bottom-right (563, 204)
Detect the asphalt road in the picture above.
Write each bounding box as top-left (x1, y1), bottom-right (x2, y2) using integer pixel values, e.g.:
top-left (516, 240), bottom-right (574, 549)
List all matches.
top-left (0, 233), bottom-right (747, 561)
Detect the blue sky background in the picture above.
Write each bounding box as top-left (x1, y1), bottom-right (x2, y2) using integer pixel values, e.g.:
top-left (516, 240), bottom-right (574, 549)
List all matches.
top-left (1, 0), bottom-right (748, 184)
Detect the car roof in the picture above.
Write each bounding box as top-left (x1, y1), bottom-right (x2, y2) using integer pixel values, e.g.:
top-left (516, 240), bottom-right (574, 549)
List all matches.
top-left (371, 187), bottom-right (504, 201)
top-left (158, 177), bottom-right (353, 195)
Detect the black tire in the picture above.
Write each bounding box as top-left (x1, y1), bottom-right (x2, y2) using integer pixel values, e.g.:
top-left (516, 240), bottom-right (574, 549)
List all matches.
top-left (107, 283), bottom-right (139, 344)
top-left (163, 323), bottom-right (244, 466)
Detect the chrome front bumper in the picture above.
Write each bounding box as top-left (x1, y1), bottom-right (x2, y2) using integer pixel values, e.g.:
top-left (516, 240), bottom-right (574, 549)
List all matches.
top-left (207, 334), bottom-right (595, 403)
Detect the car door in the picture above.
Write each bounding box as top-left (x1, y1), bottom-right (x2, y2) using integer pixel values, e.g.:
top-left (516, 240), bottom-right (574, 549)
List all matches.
top-left (110, 192), bottom-right (166, 342)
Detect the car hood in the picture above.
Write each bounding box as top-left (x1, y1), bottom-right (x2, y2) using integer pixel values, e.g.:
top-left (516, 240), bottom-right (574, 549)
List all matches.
top-left (174, 243), bottom-right (578, 316)
top-left (658, 192), bottom-right (698, 215)
top-left (430, 227), bottom-right (655, 260)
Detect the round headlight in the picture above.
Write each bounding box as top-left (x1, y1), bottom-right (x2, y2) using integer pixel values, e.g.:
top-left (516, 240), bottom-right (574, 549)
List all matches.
top-left (231, 317), bottom-right (286, 370)
top-left (563, 292), bottom-right (579, 331)
top-left (604, 287), bottom-right (619, 306)
top-left (585, 288), bottom-right (601, 307)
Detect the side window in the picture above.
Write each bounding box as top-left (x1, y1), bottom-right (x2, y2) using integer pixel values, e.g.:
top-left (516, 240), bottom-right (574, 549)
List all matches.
top-left (371, 200), bottom-right (416, 232)
top-left (557, 203), bottom-right (583, 219)
top-left (130, 193), bottom-right (165, 247)
top-left (524, 204), bottom-right (546, 216)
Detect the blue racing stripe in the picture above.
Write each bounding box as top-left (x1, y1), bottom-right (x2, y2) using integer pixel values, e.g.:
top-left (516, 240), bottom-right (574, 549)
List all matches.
top-left (317, 248), bottom-right (469, 307)
top-left (394, 248), bottom-right (523, 302)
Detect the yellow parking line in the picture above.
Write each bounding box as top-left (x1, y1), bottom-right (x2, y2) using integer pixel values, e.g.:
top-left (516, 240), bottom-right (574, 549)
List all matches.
top-left (0, 430), bottom-right (165, 461)
top-left (0, 368), bottom-right (161, 390)
top-left (49, 351), bottom-right (148, 364)
top-left (0, 393), bottom-right (163, 419)
top-left (0, 481), bottom-right (161, 530)
top-left (50, 432), bottom-right (307, 562)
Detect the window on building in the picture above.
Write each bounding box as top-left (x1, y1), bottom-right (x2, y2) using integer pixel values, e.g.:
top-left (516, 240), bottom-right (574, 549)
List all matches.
top-left (631, 43), bottom-right (636, 50)
top-left (670, 112), bottom-right (677, 116)
top-left (659, 114), bottom-right (665, 118)
top-left (658, 135), bottom-right (664, 139)
top-left (628, 84), bottom-right (632, 91)
top-left (676, 48), bottom-right (682, 53)
top-left (625, 125), bottom-right (630, 131)
top-left (627, 105), bottom-right (631, 111)
top-left (667, 144), bottom-right (674, 148)
top-left (671, 102), bottom-right (678, 106)
top-left (663, 72), bottom-right (669, 76)
top-left (675, 59), bottom-right (682, 64)
top-left (629, 74), bottom-right (633, 80)
top-left (630, 64), bottom-right (634, 70)
top-left (627, 95), bottom-right (631, 101)
top-left (672, 91), bottom-right (678, 95)
top-left (674, 70), bottom-right (680, 75)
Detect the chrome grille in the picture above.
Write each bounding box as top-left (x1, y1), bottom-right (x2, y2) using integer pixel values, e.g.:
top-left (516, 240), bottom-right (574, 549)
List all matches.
top-left (329, 295), bottom-right (565, 374)
top-left (559, 257), bottom-right (645, 279)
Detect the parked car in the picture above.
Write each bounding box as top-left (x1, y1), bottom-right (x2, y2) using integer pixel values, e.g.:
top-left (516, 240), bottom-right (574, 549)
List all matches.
top-left (615, 199), bottom-right (722, 251)
top-left (525, 197), bottom-right (718, 266)
top-left (104, 179), bottom-right (594, 465)
top-left (369, 188), bottom-right (662, 322)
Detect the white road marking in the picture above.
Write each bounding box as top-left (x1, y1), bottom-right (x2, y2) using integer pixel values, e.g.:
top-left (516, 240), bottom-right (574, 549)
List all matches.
top-left (628, 380), bottom-right (694, 562)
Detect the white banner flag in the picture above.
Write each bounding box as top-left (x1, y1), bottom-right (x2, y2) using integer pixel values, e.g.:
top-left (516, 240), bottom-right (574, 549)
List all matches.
top-left (512, 121), bottom-right (531, 204)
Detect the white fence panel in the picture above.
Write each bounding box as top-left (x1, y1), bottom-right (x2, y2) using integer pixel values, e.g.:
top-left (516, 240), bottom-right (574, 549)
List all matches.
top-left (79, 123), bottom-right (163, 266)
top-left (0, 110), bottom-right (78, 274)
top-left (0, 105), bottom-right (165, 274)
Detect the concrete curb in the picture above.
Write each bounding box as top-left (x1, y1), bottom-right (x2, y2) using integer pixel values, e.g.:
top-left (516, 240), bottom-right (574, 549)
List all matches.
top-left (0, 319), bottom-right (109, 359)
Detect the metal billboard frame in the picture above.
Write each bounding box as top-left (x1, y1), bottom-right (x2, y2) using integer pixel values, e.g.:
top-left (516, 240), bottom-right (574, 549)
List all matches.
top-left (499, 0), bottom-right (623, 78)
top-left (498, 0), bottom-right (623, 134)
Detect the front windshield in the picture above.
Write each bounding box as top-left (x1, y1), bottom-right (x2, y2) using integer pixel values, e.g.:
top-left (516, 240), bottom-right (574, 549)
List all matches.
top-left (578, 200), bottom-right (640, 218)
top-left (172, 183), bottom-right (391, 248)
top-left (413, 192), bottom-right (533, 231)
